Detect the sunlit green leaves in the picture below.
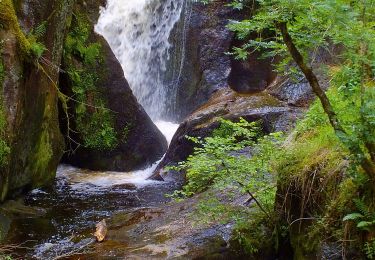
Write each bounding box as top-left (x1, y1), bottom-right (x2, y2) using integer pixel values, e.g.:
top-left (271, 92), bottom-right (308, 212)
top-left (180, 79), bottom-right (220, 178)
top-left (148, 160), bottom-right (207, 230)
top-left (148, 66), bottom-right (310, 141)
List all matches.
top-left (169, 118), bottom-right (283, 211)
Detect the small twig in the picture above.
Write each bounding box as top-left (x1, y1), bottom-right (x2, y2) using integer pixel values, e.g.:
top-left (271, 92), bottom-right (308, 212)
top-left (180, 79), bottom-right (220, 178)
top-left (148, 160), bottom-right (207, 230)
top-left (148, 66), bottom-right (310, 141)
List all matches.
top-left (237, 181), bottom-right (272, 219)
top-left (288, 217), bottom-right (315, 227)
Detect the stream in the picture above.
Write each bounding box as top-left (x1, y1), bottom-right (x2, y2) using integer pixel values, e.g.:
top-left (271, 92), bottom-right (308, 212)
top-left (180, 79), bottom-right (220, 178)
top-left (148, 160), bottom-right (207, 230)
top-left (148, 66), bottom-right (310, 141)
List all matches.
top-left (2, 122), bottom-right (179, 258)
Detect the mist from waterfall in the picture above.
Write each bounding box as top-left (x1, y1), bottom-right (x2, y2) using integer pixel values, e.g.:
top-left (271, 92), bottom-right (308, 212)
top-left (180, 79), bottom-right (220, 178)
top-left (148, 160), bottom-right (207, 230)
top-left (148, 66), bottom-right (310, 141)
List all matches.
top-left (95, 0), bottom-right (183, 121)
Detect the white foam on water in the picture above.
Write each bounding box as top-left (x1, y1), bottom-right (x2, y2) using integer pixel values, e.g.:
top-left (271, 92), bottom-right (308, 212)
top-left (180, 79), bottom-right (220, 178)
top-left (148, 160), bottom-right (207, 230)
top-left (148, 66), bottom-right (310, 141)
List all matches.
top-left (56, 121), bottom-right (179, 192)
top-left (56, 161), bottom-right (159, 192)
top-left (154, 120), bottom-right (179, 145)
top-left (95, 0), bottom-right (183, 120)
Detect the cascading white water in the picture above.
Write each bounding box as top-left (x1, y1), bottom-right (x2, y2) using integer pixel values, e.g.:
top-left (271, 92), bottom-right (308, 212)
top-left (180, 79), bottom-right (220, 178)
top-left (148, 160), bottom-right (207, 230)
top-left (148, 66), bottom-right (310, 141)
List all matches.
top-left (95, 0), bottom-right (183, 120)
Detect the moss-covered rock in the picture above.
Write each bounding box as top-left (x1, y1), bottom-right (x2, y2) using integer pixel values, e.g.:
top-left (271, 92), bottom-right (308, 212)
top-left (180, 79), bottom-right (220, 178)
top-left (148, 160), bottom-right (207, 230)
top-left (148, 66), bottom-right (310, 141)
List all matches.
top-left (0, 0), bottom-right (74, 200)
top-left (60, 0), bottom-right (168, 171)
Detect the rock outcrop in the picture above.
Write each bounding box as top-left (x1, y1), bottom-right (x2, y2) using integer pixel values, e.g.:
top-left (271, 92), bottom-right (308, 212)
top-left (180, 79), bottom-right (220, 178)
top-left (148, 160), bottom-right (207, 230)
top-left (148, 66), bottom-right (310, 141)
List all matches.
top-left (80, 196), bottom-right (250, 259)
top-left (150, 88), bottom-right (303, 181)
top-left (0, 0), bottom-right (168, 200)
top-left (60, 0), bottom-right (168, 171)
top-left (168, 0), bottom-right (276, 120)
top-left (0, 0), bottom-right (74, 200)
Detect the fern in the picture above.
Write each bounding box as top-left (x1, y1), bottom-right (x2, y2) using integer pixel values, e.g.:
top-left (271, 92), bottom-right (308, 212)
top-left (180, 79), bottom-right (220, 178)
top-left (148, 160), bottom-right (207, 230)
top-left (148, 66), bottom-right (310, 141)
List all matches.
top-left (354, 199), bottom-right (372, 219)
top-left (32, 21), bottom-right (47, 39)
top-left (343, 213), bottom-right (364, 221)
top-left (29, 42), bottom-right (46, 59)
top-left (365, 239), bottom-right (375, 259)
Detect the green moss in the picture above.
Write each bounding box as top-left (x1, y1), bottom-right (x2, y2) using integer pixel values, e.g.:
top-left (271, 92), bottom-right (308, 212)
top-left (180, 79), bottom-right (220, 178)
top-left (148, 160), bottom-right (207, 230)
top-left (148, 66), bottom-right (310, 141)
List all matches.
top-left (63, 13), bottom-right (117, 150)
top-left (0, 0), bottom-right (48, 61)
top-left (31, 128), bottom-right (53, 186)
top-left (273, 86), bottom-right (374, 258)
top-left (0, 0), bottom-right (31, 56)
top-left (0, 50), bottom-right (10, 168)
top-left (0, 51), bottom-right (4, 86)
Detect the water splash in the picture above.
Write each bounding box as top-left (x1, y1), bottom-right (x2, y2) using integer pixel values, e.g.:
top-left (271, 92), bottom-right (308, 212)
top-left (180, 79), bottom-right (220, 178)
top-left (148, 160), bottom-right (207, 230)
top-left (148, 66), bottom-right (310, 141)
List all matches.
top-left (154, 121), bottom-right (179, 144)
top-left (95, 0), bottom-right (183, 120)
top-left (56, 163), bottom-right (160, 192)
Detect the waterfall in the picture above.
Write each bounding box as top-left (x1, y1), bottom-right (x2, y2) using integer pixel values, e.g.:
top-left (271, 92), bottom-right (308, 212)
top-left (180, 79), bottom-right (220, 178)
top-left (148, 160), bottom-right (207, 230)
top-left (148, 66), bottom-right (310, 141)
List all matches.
top-left (95, 0), bottom-right (184, 121)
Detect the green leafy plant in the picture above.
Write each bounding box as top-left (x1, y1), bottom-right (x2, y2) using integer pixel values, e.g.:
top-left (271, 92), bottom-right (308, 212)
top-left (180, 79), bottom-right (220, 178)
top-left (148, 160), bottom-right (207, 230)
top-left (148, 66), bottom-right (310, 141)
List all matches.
top-left (168, 118), bottom-right (283, 254)
top-left (31, 21), bottom-right (47, 39)
top-left (344, 199), bottom-right (375, 232)
top-left (364, 239), bottom-right (375, 259)
top-left (26, 21), bottom-right (48, 60)
top-left (63, 13), bottom-right (117, 150)
top-left (29, 42), bottom-right (46, 59)
top-left (169, 118), bottom-right (282, 202)
top-left (227, 0), bottom-right (375, 183)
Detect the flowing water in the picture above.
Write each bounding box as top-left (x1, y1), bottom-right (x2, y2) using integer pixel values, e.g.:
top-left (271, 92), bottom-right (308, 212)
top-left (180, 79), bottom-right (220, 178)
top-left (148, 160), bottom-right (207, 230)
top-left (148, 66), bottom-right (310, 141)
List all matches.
top-left (2, 0), bottom-right (184, 258)
top-left (95, 0), bottom-right (184, 120)
top-left (2, 123), bottom-right (180, 258)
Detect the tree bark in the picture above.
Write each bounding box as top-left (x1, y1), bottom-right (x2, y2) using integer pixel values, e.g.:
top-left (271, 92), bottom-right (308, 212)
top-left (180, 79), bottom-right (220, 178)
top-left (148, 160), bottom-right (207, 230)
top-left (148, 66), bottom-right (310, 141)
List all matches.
top-left (277, 22), bottom-right (345, 134)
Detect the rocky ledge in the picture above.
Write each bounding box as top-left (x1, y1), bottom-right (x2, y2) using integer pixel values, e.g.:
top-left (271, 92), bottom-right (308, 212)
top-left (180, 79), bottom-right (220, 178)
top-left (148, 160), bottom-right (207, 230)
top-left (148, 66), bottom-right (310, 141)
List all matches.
top-left (150, 87), bottom-right (304, 181)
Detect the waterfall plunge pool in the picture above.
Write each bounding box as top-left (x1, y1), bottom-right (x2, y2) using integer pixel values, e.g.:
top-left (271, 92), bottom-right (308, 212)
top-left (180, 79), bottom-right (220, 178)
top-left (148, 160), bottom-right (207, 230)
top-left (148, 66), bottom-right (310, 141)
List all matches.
top-left (1, 121), bottom-right (179, 258)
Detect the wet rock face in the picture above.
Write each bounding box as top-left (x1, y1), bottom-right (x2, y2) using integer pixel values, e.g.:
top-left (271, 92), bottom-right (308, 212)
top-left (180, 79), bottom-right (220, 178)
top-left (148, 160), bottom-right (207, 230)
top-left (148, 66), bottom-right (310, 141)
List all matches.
top-left (0, 0), bottom-right (168, 201)
top-left (60, 0), bottom-right (168, 172)
top-left (268, 77), bottom-right (314, 107)
top-left (170, 0), bottom-right (234, 120)
top-left (151, 88), bottom-right (303, 180)
top-left (169, 0), bottom-right (276, 120)
top-left (228, 44), bottom-right (276, 94)
top-left (0, 0), bottom-right (74, 200)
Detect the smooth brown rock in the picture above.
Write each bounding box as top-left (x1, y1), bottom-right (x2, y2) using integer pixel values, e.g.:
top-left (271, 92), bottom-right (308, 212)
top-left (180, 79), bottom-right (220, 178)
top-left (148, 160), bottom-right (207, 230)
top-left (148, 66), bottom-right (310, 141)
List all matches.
top-left (94, 219), bottom-right (107, 242)
top-left (150, 88), bottom-right (303, 181)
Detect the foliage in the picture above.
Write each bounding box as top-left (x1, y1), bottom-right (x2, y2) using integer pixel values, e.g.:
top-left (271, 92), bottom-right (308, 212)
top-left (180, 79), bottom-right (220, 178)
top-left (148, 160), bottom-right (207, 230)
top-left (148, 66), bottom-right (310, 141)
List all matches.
top-left (227, 0), bottom-right (375, 179)
top-left (27, 21), bottom-right (47, 59)
top-left (225, 1), bottom-right (375, 254)
top-left (170, 118), bottom-right (282, 205)
top-left (64, 13), bottom-right (117, 149)
top-left (365, 239), bottom-right (375, 259)
top-left (344, 199), bottom-right (375, 232)
top-left (169, 118), bottom-right (283, 253)
top-left (231, 209), bottom-right (276, 255)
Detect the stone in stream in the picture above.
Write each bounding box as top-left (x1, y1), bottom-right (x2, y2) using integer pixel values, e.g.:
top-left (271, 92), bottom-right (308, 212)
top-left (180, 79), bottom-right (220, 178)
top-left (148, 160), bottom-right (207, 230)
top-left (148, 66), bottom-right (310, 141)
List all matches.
top-left (94, 219), bottom-right (107, 242)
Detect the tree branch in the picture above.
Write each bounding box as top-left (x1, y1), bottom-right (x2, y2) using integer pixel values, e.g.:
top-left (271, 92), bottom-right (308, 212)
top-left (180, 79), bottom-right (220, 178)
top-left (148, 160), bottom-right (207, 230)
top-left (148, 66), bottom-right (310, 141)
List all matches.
top-left (276, 21), bottom-right (375, 179)
top-left (277, 22), bottom-right (345, 135)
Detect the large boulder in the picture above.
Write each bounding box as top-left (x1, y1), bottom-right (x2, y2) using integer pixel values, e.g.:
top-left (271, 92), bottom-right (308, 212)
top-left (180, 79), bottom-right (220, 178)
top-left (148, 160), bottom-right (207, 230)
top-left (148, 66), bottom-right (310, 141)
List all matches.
top-left (168, 0), bottom-right (276, 120)
top-left (60, 0), bottom-right (168, 171)
top-left (150, 88), bottom-right (303, 181)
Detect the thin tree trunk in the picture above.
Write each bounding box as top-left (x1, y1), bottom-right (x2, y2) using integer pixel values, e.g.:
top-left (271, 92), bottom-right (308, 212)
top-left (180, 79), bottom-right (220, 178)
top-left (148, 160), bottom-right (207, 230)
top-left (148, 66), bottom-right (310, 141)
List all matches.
top-left (277, 22), bottom-right (344, 134)
top-left (276, 21), bottom-right (375, 179)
